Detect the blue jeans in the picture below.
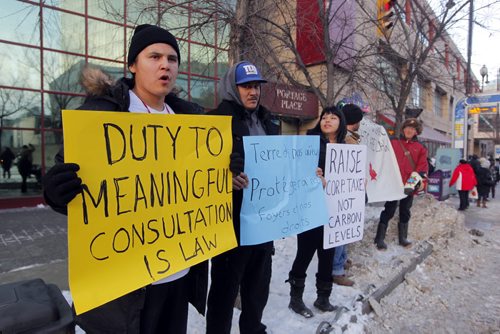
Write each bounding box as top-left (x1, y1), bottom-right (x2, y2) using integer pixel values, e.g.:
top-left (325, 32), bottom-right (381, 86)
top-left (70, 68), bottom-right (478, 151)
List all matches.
top-left (332, 245), bottom-right (347, 276)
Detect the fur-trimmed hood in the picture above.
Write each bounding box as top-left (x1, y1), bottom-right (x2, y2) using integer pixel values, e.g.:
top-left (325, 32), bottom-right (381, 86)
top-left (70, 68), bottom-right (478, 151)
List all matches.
top-left (80, 64), bottom-right (115, 96)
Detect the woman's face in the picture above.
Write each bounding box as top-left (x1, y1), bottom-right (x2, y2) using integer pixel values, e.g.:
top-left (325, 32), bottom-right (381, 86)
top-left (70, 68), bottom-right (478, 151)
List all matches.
top-left (320, 113), bottom-right (340, 137)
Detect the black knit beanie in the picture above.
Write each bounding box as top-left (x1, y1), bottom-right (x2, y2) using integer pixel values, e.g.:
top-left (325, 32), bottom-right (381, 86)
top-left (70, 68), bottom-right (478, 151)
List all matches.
top-left (341, 103), bottom-right (364, 125)
top-left (127, 24), bottom-right (180, 66)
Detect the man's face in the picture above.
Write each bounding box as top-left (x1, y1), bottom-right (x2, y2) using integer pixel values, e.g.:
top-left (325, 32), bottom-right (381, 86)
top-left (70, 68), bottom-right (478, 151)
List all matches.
top-left (129, 43), bottom-right (179, 101)
top-left (237, 82), bottom-right (261, 110)
top-left (403, 126), bottom-right (417, 140)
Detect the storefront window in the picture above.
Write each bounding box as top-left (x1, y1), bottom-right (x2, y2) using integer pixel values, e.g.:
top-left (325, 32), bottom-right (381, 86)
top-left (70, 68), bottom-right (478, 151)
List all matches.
top-left (0, 44), bottom-right (41, 90)
top-left (0, 89), bottom-right (41, 128)
top-left (43, 8), bottom-right (85, 54)
top-left (88, 0), bottom-right (124, 19)
top-left (0, 1), bottom-right (40, 46)
top-left (88, 19), bottom-right (125, 61)
top-left (45, 0), bottom-right (85, 13)
top-left (43, 129), bottom-right (64, 172)
top-left (217, 50), bottom-right (229, 78)
top-left (190, 12), bottom-right (215, 45)
top-left (191, 77), bottom-right (215, 108)
top-left (0, 1), bottom-right (226, 205)
top-left (0, 130), bottom-right (42, 196)
top-left (190, 44), bottom-right (215, 77)
top-left (127, 0), bottom-right (158, 26)
top-left (43, 51), bottom-right (86, 93)
top-left (43, 93), bottom-right (85, 130)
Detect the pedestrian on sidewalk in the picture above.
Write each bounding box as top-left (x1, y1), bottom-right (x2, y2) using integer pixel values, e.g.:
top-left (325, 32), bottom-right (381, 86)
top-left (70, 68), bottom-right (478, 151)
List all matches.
top-left (449, 159), bottom-right (477, 210)
top-left (476, 157), bottom-right (494, 208)
top-left (205, 61), bottom-right (278, 334)
top-left (374, 118), bottom-right (428, 250)
top-left (287, 106), bottom-right (347, 318)
top-left (0, 147), bottom-right (15, 179)
top-left (17, 144), bottom-right (35, 193)
top-left (331, 103), bottom-right (364, 287)
top-left (489, 157), bottom-right (498, 198)
top-left (42, 24), bottom-right (207, 334)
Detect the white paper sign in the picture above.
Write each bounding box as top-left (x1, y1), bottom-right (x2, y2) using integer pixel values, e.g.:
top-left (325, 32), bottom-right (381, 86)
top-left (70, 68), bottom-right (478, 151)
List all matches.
top-left (323, 144), bottom-right (367, 249)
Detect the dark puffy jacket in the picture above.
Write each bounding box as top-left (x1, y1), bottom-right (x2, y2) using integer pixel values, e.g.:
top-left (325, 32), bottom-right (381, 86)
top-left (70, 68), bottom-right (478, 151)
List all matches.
top-left (208, 100), bottom-right (279, 247)
top-left (476, 167), bottom-right (493, 197)
top-left (47, 73), bottom-right (208, 333)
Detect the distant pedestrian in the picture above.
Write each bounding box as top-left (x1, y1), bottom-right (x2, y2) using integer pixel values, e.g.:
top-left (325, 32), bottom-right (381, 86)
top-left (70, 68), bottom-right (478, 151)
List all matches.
top-left (475, 158), bottom-right (494, 208)
top-left (0, 147), bottom-right (15, 179)
top-left (489, 157), bottom-right (498, 198)
top-left (449, 159), bottom-right (477, 210)
top-left (469, 154), bottom-right (480, 174)
top-left (17, 144), bottom-right (35, 192)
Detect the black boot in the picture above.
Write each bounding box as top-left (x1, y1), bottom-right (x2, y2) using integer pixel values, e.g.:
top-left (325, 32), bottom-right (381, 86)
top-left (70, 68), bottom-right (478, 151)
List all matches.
top-left (374, 222), bottom-right (388, 250)
top-left (286, 275), bottom-right (313, 318)
top-left (313, 278), bottom-right (335, 312)
top-left (398, 223), bottom-right (412, 247)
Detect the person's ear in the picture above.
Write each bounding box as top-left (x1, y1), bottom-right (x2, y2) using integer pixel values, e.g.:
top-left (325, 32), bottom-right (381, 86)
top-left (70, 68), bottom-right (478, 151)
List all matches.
top-left (129, 63), bottom-right (136, 75)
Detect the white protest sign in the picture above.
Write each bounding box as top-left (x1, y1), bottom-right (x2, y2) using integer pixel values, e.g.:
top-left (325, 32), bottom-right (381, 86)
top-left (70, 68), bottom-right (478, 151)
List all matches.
top-left (323, 144), bottom-right (367, 249)
top-left (358, 118), bottom-right (405, 203)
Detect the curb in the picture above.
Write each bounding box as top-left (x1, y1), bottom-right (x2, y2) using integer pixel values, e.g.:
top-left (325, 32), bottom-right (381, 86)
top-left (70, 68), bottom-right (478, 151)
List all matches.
top-left (361, 240), bottom-right (434, 315)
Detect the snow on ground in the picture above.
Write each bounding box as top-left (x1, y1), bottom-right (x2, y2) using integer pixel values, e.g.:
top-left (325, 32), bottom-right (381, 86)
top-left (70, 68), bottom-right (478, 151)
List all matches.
top-left (63, 193), bottom-right (499, 333)
top-left (365, 194), bottom-right (500, 333)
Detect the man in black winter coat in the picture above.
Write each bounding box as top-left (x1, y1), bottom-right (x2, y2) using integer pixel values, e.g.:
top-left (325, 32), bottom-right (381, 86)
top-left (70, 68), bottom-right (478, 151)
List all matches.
top-left (206, 61), bottom-right (279, 334)
top-left (42, 24), bottom-right (207, 334)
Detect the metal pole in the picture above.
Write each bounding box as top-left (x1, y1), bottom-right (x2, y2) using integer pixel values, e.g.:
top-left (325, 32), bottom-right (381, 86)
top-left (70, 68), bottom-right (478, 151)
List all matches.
top-left (497, 68), bottom-right (500, 92)
top-left (466, 0), bottom-right (473, 95)
top-left (464, 0), bottom-right (473, 158)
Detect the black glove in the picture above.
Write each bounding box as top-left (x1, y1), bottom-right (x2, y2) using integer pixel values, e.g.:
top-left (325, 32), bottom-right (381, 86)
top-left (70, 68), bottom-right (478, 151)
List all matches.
top-left (43, 163), bottom-right (82, 208)
top-left (229, 152), bottom-right (244, 175)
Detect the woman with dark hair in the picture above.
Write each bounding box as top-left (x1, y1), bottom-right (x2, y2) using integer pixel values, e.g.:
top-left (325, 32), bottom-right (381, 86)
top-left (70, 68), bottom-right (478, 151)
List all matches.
top-left (286, 106), bottom-right (346, 318)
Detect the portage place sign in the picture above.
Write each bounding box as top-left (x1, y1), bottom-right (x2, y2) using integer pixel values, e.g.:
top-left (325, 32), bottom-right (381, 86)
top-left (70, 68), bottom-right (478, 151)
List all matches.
top-left (261, 83), bottom-right (319, 119)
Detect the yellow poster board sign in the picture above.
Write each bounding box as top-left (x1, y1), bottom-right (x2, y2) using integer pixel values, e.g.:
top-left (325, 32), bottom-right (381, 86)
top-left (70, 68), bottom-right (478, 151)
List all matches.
top-left (62, 110), bottom-right (237, 314)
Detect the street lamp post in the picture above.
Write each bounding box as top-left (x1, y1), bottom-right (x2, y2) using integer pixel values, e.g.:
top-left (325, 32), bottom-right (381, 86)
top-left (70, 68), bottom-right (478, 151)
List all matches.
top-left (480, 65), bottom-right (489, 92)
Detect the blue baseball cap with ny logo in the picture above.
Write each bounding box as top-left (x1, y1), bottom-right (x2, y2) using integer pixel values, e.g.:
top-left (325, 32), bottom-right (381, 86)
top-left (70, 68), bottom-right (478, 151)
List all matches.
top-left (235, 61), bottom-right (267, 85)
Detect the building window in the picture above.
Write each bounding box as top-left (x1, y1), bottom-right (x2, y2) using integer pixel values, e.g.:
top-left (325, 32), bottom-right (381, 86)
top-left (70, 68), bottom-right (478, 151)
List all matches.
top-left (434, 89), bottom-right (444, 117)
top-left (411, 81), bottom-right (422, 107)
top-left (376, 57), bottom-right (398, 93)
top-left (0, 0), bottom-right (228, 202)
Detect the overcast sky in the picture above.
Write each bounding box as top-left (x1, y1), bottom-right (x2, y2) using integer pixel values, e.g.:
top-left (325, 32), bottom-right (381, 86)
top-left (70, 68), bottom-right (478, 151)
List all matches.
top-left (448, 0), bottom-right (500, 85)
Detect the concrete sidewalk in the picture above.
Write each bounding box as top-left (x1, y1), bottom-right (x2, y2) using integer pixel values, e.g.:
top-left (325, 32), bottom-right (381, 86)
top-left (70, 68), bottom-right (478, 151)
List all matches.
top-left (0, 206), bottom-right (69, 290)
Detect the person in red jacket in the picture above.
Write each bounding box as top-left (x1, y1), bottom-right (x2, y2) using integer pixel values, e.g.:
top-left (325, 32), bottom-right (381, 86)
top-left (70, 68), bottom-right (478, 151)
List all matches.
top-left (374, 118), bottom-right (428, 250)
top-left (449, 159), bottom-right (477, 210)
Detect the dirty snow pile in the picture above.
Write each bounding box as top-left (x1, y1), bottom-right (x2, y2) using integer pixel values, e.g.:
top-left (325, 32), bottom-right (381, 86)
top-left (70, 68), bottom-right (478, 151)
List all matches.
top-left (364, 195), bottom-right (500, 333)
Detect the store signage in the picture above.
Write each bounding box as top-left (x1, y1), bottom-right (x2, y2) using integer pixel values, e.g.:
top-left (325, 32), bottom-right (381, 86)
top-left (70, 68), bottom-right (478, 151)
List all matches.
top-left (261, 83), bottom-right (319, 119)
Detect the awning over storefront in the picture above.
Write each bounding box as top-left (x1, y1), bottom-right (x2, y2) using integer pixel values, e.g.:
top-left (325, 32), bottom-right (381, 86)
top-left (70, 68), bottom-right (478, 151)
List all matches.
top-left (420, 126), bottom-right (452, 144)
top-left (376, 113), bottom-right (451, 144)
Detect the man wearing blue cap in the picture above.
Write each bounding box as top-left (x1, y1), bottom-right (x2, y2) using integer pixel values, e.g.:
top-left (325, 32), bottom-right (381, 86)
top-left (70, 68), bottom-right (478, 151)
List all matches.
top-left (206, 61), bottom-right (278, 334)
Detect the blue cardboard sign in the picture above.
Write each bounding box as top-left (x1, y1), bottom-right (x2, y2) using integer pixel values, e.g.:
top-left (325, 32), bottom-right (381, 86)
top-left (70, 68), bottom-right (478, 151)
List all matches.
top-left (240, 136), bottom-right (328, 245)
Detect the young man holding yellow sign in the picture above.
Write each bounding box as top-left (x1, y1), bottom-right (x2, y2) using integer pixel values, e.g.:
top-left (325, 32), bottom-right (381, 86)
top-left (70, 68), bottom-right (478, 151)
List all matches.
top-left (43, 24), bottom-right (207, 334)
